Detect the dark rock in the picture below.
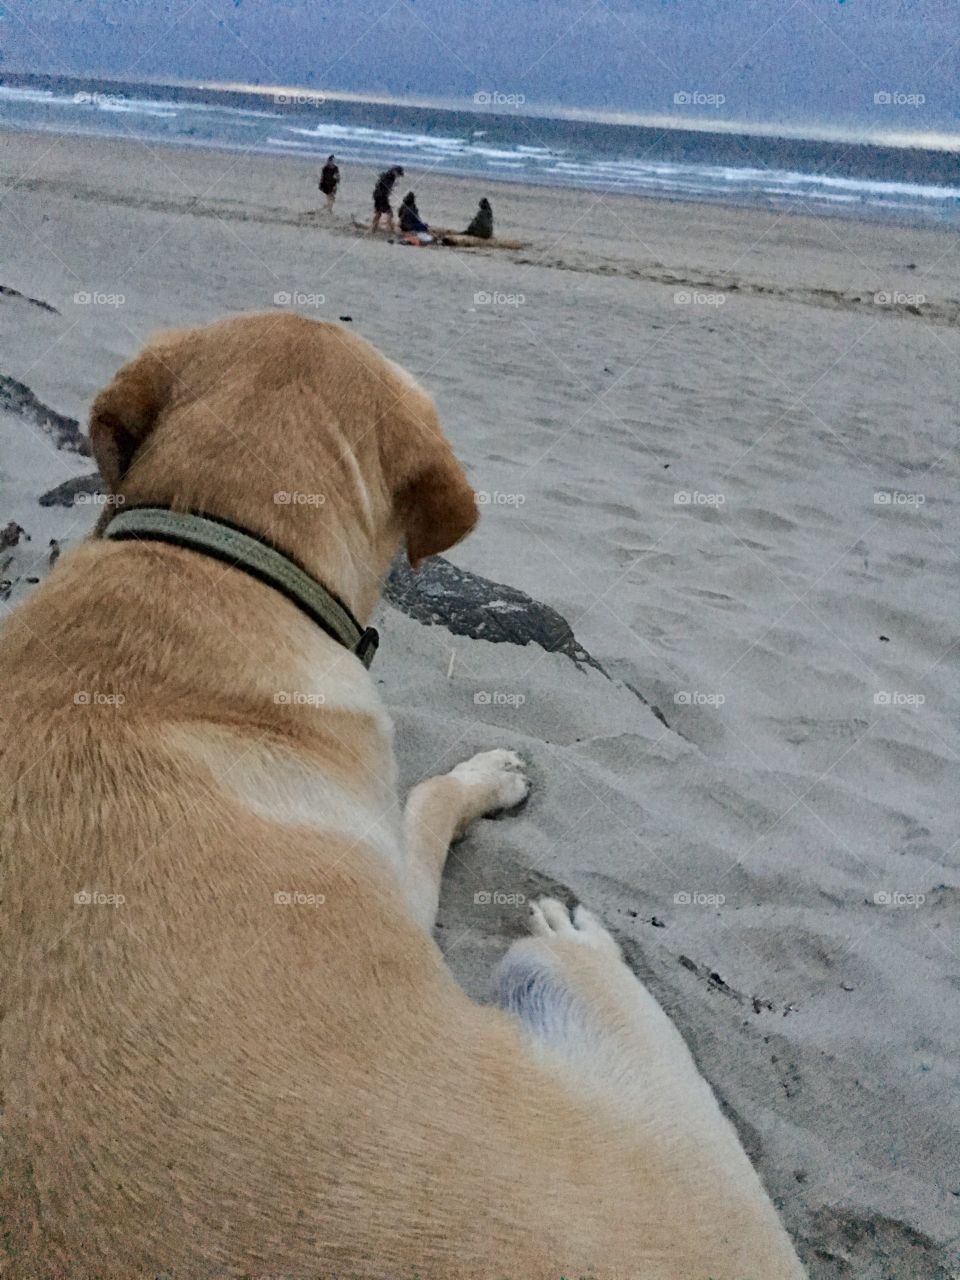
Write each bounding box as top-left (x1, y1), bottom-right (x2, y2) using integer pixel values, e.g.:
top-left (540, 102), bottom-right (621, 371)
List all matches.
top-left (384, 554), bottom-right (674, 729)
top-left (0, 374), bottom-right (89, 454)
top-left (384, 553), bottom-right (604, 673)
top-left (39, 472), bottom-right (101, 507)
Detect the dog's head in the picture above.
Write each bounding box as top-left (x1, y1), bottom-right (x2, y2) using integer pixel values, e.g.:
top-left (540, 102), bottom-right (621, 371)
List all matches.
top-left (89, 313), bottom-right (478, 615)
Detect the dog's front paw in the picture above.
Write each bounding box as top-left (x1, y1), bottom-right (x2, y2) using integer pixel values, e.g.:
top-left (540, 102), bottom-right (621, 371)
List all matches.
top-left (529, 897), bottom-right (621, 957)
top-left (451, 748), bottom-right (530, 814)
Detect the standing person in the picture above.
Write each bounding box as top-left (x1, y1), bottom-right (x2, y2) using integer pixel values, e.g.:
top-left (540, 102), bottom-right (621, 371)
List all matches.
top-left (318, 155), bottom-right (340, 212)
top-left (370, 165), bottom-right (404, 235)
top-left (464, 196), bottom-right (494, 239)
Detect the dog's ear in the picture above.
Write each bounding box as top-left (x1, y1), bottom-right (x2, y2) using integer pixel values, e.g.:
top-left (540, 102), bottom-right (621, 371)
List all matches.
top-left (378, 373), bottom-right (479, 569)
top-left (89, 346), bottom-right (175, 492)
top-left (400, 444), bottom-right (479, 570)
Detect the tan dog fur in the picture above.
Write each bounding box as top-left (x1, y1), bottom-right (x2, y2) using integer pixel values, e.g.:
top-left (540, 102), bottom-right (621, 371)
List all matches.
top-left (0, 313), bottom-right (806, 1279)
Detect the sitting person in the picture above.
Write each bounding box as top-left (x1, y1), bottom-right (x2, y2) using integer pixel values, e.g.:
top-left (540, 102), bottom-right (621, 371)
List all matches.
top-left (398, 191), bottom-right (433, 244)
top-left (463, 196), bottom-right (493, 239)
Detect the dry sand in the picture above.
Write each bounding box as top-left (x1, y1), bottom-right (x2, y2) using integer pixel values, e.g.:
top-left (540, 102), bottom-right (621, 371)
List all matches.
top-left (1, 128), bottom-right (958, 1278)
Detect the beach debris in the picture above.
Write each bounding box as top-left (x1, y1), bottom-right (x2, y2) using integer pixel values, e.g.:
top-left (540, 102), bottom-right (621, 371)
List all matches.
top-left (0, 283), bottom-right (60, 315)
top-left (1, 520), bottom-right (29, 550)
top-left (678, 953), bottom-right (794, 1015)
top-left (48, 539), bottom-right (61, 567)
top-left (0, 373), bottom-right (89, 454)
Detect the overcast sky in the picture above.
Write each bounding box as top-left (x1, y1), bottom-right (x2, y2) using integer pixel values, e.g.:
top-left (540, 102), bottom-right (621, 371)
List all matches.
top-left (2, 1), bottom-right (957, 132)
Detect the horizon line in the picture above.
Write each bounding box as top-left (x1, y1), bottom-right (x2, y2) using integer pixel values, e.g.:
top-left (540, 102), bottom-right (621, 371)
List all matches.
top-left (4, 68), bottom-right (960, 154)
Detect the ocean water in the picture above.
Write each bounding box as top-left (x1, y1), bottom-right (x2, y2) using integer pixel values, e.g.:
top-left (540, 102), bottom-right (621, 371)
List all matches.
top-left (2, 74), bottom-right (959, 227)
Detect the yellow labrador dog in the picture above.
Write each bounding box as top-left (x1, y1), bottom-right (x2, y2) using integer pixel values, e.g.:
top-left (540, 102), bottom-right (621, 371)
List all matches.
top-left (0, 314), bottom-right (806, 1279)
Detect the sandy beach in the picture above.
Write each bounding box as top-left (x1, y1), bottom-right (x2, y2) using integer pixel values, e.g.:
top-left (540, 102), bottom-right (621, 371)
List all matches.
top-left (1, 127), bottom-right (958, 1278)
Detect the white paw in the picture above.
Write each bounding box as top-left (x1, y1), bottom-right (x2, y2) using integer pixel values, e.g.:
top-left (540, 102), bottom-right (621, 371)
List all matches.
top-left (450, 748), bottom-right (530, 812)
top-left (529, 897), bottom-right (620, 955)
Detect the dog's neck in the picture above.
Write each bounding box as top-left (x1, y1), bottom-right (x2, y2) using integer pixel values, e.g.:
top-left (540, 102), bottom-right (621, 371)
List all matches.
top-left (101, 506), bottom-right (381, 667)
top-left (101, 449), bottom-right (401, 627)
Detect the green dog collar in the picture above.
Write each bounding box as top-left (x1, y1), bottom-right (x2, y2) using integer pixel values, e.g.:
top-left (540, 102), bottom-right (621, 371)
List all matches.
top-left (103, 505), bottom-right (379, 668)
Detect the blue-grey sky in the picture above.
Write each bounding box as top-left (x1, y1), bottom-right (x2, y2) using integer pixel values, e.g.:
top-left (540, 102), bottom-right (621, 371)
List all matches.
top-left (2, 1), bottom-right (957, 132)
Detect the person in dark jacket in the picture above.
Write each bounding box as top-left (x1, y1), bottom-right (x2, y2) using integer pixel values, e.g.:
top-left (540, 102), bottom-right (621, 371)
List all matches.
top-left (318, 155), bottom-right (340, 211)
top-left (463, 196), bottom-right (493, 239)
top-left (370, 165), bottom-right (404, 234)
top-left (398, 191), bottom-right (433, 244)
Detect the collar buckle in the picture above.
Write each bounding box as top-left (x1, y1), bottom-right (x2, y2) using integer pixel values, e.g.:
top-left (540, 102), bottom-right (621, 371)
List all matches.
top-left (355, 627), bottom-right (380, 668)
